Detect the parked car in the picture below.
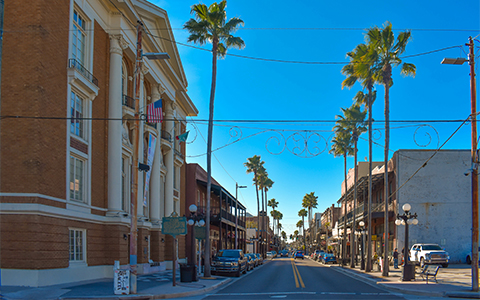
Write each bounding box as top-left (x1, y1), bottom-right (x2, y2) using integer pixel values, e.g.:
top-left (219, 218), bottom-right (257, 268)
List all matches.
top-left (313, 250), bottom-right (324, 261)
top-left (248, 253), bottom-right (259, 267)
top-left (211, 249), bottom-right (248, 277)
top-left (466, 247), bottom-right (480, 264)
top-left (280, 250), bottom-right (289, 257)
top-left (255, 253), bottom-right (264, 265)
top-left (295, 251), bottom-right (304, 259)
top-left (266, 251), bottom-right (274, 259)
top-left (322, 253), bottom-right (337, 264)
top-left (245, 254), bottom-right (256, 271)
top-left (272, 251), bottom-right (277, 258)
top-left (410, 243), bottom-right (450, 268)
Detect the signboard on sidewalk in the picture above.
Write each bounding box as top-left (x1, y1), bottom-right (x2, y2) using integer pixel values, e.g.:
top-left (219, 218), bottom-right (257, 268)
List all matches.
top-left (194, 226), bottom-right (206, 240)
top-left (162, 217), bottom-right (187, 238)
top-left (114, 269), bottom-right (130, 295)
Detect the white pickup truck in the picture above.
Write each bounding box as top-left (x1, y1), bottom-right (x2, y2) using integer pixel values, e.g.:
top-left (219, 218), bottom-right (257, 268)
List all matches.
top-left (409, 243), bottom-right (449, 268)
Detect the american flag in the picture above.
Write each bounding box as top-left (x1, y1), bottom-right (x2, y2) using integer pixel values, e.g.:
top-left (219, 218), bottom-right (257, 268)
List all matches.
top-left (147, 100), bottom-right (163, 123)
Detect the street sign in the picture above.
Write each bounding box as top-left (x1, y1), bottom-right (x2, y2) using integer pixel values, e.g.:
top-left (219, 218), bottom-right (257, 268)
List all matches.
top-left (371, 235), bottom-right (377, 241)
top-left (194, 226), bottom-right (206, 240)
top-left (162, 217), bottom-right (187, 238)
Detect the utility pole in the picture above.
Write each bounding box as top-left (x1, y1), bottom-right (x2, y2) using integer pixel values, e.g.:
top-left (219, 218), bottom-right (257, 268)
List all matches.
top-left (468, 36), bottom-right (478, 292)
top-left (129, 21), bottom-right (143, 294)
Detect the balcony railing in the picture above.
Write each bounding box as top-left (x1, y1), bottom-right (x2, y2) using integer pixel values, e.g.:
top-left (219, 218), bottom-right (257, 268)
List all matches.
top-left (161, 130), bottom-right (172, 142)
top-left (174, 149), bottom-right (184, 159)
top-left (197, 206), bottom-right (246, 228)
top-left (122, 94), bottom-right (135, 110)
top-left (145, 122), bottom-right (157, 130)
top-left (69, 58), bottom-right (98, 87)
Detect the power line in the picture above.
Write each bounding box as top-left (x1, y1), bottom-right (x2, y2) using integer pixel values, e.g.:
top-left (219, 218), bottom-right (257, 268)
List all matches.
top-left (0, 115), bottom-right (472, 124)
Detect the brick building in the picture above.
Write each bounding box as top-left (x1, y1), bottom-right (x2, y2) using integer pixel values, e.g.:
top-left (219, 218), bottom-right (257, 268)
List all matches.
top-left (0, 0), bottom-right (197, 286)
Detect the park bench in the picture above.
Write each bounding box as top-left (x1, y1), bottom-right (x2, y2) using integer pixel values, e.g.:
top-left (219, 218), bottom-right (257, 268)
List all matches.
top-left (419, 264), bottom-right (440, 283)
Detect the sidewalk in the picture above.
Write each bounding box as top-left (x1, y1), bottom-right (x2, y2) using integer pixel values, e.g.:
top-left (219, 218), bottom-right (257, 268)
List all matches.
top-left (0, 270), bottom-right (232, 300)
top-left (330, 262), bottom-right (480, 298)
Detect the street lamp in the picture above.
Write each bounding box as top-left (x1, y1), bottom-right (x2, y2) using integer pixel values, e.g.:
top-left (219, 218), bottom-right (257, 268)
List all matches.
top-left (395, 203), bottom-right (418, 281)
top-left (188, 204), bottom-right (205, 279)
top-left (358, 221), bottom-right (366, 270)
top-left (235, 184), bottom-right (247, 249)
top-left (129, 21), bottom-right (170, 294)
top-left (442, 37), bottom-right (478, 291)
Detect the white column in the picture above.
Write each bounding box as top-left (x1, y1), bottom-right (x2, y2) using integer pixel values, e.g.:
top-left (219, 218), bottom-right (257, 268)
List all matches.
top-left (150, 84), bottom-right (162, 223)
top-left (164, 99), bottom-right (175, 217)
top-left (137, 68), bottom-right (147, 218)
top-left (107, 34), bottom-right (124, 215)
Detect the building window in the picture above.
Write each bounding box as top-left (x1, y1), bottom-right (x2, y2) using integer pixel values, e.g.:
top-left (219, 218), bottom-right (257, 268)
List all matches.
top-left (70, 155), bottom-right (85, 202)
top-left (72, 9), bottom-right (86, 65)
top-left (69, 229), bottom-right (86, 262)
top-left (70, 91), bottom-right (85, 139)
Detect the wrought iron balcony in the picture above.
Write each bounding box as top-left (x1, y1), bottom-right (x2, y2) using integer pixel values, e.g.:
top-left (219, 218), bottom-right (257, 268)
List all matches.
top-left (68, 59), bottom-right (98, 87)
top-left (122, 94), bottom-right (135, 110)
top-left (161, 130), bottom-right (172, 142)
top-left (145, 122), bottom-right (157, 130)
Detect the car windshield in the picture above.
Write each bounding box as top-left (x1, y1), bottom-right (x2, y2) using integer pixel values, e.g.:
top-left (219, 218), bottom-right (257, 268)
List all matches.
top-left (325, 253), bottom-right (334, 257)
top-left (217, 250), bottom-right (240, 258)
top-left (423, 245), bottom-right (443, 250)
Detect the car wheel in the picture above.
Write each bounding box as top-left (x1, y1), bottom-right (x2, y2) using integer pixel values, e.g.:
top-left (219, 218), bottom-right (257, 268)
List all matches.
top-left (420, 257), bottom-right (425, 268)
top-left (467, 256), bottom-right (472, 264)
top-left (442, 264), bottom-right (449, 268)
top-left (236, 268), bottom-right (241, 277)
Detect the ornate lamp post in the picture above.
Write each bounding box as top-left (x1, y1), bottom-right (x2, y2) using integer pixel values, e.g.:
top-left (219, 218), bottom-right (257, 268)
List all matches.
top-left (188, 204), bottom-right (205, 278)
top-left (358, 221), bottom-right (366, 270)
top-left (395, 203), bottom-right (418, 281)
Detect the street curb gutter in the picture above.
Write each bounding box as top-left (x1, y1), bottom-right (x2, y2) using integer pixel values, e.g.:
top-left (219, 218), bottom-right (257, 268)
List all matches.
top-left (330, 265), bottom-right (444, 298)
top-left (59, 278), bottom-right (232, 300)
top-left (154, 278), bottom-right (232, 299)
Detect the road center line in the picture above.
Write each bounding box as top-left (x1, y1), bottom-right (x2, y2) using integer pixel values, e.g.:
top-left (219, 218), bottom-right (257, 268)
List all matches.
top-left (290, 258), bottom-right (299, 288)
top-left (291, 258), bottom-right (305, 288)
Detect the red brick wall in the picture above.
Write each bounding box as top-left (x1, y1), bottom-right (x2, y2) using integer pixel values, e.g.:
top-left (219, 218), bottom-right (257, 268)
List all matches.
top-left (1, 0), bottom-right (70, 198)
top-left (90, 21), bottom-right (109, 211)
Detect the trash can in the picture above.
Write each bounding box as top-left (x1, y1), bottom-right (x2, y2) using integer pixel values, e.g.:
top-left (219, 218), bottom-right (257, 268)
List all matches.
top-left (180, 264), bottom-right (198, 282)
top-left (402, 263), bottom-right (415, 281)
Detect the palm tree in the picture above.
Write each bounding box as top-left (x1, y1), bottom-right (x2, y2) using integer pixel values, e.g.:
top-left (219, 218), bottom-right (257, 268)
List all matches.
top-left (330, 125), bottom-right (354, 265)
top-left (302, 192), bottom-right (318, 238)
top-left (281, 231), bottom-right (287, 241)
top-left (244, 155), bottom-right (264, 256)
top-left (298, 209), bottom-right (307, 254)
top-left (365, 22), bottom-right (416, 275)
top-left (263, 177), bottom-right (274, 251)
top-left (268, 198), bottom-right (279, 235)
top-left (342, 41), bottom-right (378, 272)
top-left (185, 0), bottom-right (245, 278)
top-left (337, 104), bottom-right (367, 268)
top-left (276, 212), bottom-right (283, 237)
top-left (256, 165), bottom-right (268, 257)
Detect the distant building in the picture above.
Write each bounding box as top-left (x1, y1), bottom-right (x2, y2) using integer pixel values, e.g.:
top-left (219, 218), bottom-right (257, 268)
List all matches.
top-left (337, 150), bottom-right (476, 263)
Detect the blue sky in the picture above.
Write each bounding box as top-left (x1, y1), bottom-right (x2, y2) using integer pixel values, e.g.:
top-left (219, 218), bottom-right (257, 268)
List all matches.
top-left (150, 0), bottom-right (479, 237)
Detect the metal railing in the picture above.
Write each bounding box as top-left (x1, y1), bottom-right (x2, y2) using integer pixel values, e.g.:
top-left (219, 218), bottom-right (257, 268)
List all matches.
top-left (174, 149), bottom-right (184, 159)
top-left (161, 131), bottom-right (172, 142)
top-left (122, 94), bottom-right (135, 110)
top-left (68, 58), bottom-right (98, 87)
top-left (145, 122), bottom-right (157, 130)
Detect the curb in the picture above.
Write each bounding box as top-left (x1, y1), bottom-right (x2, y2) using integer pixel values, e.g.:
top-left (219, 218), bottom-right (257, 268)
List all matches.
top-left (330, 265), bottom-right (445, 298)
top-left (59, 278), bottom-right (232, 300)
top-left (153, 278), bottom-right (232, 299)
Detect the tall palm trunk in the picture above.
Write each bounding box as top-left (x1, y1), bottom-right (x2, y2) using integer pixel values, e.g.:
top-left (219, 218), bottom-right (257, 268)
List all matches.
top-left (302, 216), bottom-right (306, 253)
top-left (343, 153), bottom-right (348, 265)
top-left (254, 172), bottom-right (260, 255)
top-left (366, 88), bottom-right (373, 272)
top-left (350, 132), bottom-right (358, 268)
top-left (264, 189), bottom-right (268, 253)
top-left (383, 63), bottom-right (392, 276)
top-left (261, 187), bottom-right (265, 256)
top-left (205, 39), bottom-right (218, 278)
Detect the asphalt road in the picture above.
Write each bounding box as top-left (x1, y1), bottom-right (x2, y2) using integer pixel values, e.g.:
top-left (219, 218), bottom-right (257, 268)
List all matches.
top-left (201, 257), bottom-right (406, 299)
